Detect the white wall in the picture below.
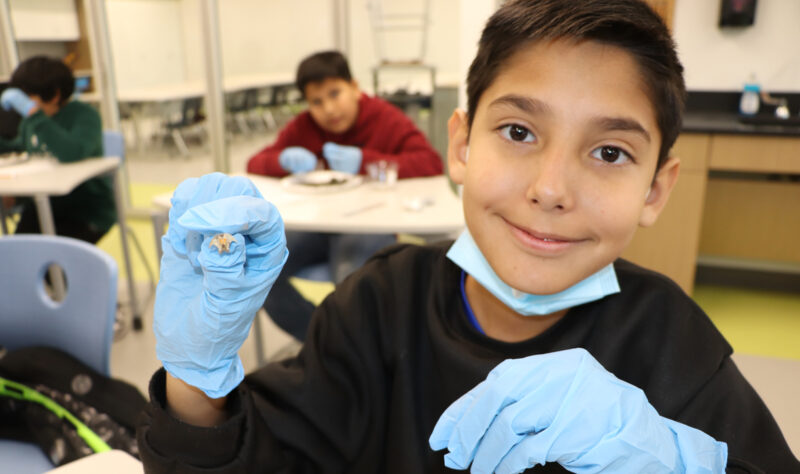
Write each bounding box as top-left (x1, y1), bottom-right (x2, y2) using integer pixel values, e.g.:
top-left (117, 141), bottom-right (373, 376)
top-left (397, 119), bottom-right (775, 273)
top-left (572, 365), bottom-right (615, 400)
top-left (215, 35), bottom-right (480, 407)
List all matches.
top-left (106, 0), bottom-right (188, 90)
top-left (217, 0), bottom-right (334, 78)
top-left (673, 0), bottom-right (800, 91)
top-left (347, 0), bottom-right (461, 95)
top-left (105, 0), bottom-right (800, 95)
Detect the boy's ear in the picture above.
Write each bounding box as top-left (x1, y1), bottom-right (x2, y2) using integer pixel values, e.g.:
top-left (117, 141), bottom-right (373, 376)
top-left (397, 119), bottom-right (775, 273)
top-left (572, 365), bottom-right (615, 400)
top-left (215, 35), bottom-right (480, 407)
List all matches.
top-left (639, 156), bottom-right (680, 227)
top-left (447, 109), bottom-right (469, 185)
top-left (349, 79), bottom-right (360, 93)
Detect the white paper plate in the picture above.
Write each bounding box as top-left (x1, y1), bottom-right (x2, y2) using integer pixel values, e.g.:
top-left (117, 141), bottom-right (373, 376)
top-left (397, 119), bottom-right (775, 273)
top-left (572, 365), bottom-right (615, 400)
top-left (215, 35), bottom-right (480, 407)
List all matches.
top-left (281, 170), bottom-right (363, 194)
top-left (0, 152), bottom-right (30, 168)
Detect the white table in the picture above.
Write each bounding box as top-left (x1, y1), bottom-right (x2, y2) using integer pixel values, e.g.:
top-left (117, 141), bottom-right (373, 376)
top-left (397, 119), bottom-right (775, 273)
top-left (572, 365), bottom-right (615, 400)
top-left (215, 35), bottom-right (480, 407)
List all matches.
top-left (152, 174), bottom-right (464, 254)
top-left (45, 450), bottom-right (142, 473)
top-left (0, 156), bottom-right (143, 329)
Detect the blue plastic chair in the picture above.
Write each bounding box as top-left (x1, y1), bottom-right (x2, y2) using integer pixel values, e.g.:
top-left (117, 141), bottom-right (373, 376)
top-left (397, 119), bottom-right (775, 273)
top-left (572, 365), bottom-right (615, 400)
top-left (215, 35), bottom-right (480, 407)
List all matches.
top-left (0, 234), bottom-right (118, 374)
top-left (0, 234), bottom-right (118, 472)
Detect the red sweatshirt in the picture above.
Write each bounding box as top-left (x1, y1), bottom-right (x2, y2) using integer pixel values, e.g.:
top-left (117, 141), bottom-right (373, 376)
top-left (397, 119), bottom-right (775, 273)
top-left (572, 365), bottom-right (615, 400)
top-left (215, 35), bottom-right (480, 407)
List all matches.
top-left (246, 94), bottom-right (443, 179)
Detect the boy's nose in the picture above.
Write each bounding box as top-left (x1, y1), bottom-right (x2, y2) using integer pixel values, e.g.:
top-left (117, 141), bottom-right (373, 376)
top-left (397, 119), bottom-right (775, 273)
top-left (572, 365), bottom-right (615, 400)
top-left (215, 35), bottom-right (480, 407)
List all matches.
top-left (526, 151), bottom-right (573, 211)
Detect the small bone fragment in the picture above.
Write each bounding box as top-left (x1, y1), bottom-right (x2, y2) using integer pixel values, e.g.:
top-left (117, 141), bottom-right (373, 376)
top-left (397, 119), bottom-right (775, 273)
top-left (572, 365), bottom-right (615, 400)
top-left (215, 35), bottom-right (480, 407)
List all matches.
top-left (209, 233), bottom-right (235, 254)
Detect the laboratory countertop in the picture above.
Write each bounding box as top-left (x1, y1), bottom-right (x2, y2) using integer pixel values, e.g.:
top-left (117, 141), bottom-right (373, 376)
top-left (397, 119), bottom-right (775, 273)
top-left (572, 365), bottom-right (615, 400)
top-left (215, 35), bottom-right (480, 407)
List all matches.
top-left (682, 112), bottom-right (800, 137)
top-left (682, 90), bottom-right (800, 137)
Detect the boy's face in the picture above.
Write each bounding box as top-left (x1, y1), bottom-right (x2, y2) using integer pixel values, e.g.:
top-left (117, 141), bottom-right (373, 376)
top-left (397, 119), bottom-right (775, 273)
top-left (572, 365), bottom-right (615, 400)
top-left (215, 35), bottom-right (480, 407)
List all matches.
top-left (448, 39), bottom-right (679, 296)
top-left (304, 78), bottom-right (361, 134)
top-left (29, 92), bottom-right (61, 117)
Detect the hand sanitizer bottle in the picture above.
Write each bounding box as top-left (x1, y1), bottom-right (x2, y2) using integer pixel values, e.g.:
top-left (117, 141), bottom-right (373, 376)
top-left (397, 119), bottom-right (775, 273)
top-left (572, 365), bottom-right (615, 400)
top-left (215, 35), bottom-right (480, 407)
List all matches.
top-left (739, 74), bottom-right (760, 115)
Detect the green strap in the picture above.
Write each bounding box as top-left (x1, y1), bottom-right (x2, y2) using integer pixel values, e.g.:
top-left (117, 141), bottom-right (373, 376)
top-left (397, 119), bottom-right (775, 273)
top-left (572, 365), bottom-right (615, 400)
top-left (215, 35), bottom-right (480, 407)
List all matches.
top-left (0, 375), bottom-right (111, 453)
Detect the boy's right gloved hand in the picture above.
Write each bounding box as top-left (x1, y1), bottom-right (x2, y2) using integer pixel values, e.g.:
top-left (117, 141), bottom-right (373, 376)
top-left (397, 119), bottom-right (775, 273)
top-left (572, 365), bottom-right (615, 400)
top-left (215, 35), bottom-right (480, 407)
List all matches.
top-left (278, 146), bottom-right (318, 173)
top-left (154, 173), bottom-right (288, 398)
top-left (0, 87), bottom-right (36, 116)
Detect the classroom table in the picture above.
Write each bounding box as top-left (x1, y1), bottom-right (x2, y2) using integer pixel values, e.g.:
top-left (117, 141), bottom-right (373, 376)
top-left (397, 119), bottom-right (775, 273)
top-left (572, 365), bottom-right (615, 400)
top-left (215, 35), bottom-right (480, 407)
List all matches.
top-left (151, 173), bottom-right (465, 258)
top-left (0, 156), bottom-right (143, 330)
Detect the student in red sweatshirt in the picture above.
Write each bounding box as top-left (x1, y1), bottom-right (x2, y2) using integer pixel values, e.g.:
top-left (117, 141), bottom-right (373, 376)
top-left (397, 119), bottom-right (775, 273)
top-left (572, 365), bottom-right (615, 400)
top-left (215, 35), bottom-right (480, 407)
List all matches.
top-left (246, 51), bottom-right (443, 342)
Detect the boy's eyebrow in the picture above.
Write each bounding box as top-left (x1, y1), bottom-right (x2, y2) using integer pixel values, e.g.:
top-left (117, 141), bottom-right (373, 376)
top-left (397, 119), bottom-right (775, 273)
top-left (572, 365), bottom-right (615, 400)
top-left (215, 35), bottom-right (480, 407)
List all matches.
top-left (489, 94), bottom-right (651, 143)
top-left (592, 116), bottom-right (651, 143)
top-left (489, 94), bottom-right (553, 116)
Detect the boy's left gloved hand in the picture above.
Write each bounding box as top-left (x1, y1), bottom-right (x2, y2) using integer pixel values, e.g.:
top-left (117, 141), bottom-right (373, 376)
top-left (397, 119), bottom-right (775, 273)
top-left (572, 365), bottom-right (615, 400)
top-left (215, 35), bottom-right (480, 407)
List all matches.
top-left (429, 348), bottom-right (727, 474)
top-left (0, 87), bottom-right (36, 116)
top-left (322, 142), bottom-right (362, 174)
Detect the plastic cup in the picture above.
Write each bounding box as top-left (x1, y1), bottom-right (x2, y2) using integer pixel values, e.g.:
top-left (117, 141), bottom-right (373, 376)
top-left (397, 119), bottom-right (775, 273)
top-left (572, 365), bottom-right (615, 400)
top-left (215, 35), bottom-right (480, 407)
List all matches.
top-left (366, 160), bottom-right (398, 188)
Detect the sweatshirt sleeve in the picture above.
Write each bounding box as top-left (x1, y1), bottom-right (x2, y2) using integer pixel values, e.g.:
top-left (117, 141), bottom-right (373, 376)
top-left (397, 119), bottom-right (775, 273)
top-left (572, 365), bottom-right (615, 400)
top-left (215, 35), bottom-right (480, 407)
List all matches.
top-left (359, 102), bottom-right (443, 179)
top-left (136, 266), bottom-right (392, 473)
top-left (24, 108), bottom-right (102, 163)
top-left (246, 116), bottom-right (314, 177)
top-left (672, 356), bottom-right (800, 472)
top-left (0, 135), bottom-right (23, 153)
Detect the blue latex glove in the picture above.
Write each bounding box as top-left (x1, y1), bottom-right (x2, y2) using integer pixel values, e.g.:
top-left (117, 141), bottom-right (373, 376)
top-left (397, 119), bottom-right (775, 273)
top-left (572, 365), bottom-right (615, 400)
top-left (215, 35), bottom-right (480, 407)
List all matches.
top-left (0, 87), bottom-right (36, 116)
top-left (279, 146), bottom-right (317, 173)
top-left (322, 142), bottom-right (362, 174)
top-left (429, 348), bottom-right (727, 474)
top-left (154, 172), bottom-right (288, 398)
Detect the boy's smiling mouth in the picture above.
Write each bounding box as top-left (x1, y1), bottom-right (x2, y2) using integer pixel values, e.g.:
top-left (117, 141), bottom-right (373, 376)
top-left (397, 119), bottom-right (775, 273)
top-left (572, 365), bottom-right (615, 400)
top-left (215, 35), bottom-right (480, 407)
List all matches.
top-left (503, 217), bottom-right (586, 253)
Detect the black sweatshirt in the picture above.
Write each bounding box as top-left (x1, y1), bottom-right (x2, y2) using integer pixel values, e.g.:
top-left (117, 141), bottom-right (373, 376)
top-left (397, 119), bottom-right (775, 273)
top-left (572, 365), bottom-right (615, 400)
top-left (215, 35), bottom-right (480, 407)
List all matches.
top-left (137, 243), bottom-right (800, 473)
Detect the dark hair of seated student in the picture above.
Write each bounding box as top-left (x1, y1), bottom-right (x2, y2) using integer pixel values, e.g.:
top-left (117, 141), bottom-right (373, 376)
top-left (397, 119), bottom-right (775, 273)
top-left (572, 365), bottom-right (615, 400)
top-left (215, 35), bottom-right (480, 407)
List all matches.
top-left (295, 50), bottom-right (353, 98)
top-left (10, 56), bottom-right (75, 106)
top-left (466, 0), bottom-right (686, 170)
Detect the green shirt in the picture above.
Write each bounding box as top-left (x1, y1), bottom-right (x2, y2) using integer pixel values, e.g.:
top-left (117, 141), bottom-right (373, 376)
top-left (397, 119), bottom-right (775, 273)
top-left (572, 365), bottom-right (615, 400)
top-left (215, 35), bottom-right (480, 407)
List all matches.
top-left (0, 101), bottom-right (116, 233)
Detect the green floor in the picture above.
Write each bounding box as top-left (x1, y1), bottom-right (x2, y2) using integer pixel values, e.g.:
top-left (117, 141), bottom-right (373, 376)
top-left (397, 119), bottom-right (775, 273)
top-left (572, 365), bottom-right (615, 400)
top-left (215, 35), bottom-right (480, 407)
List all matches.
top-left (77, 182), bottom-right (800, 362)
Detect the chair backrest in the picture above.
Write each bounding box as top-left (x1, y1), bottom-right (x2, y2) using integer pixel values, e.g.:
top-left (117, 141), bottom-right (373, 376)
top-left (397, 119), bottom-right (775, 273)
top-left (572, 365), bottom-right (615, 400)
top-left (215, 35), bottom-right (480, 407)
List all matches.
top-left (102, 130), bottom-right (125, 162)
top-left (0, 235), bottom-right (118, 375)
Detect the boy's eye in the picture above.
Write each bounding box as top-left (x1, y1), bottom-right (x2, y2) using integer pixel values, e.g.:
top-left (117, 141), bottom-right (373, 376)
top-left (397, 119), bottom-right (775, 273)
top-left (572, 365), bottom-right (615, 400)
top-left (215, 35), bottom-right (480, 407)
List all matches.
top-left (499, 124), bottom-right (535, 143)
top-left (590, 145), bottom-right (632, 164)
top-left (329, 89), bottom-right (340, 99)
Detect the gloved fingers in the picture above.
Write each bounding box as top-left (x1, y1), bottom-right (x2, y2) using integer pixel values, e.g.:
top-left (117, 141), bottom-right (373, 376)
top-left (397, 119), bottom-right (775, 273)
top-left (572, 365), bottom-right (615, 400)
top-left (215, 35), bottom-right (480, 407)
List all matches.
top-left (493, 433), bottom-right (555, 474)
top-left (168, 174), bottom-right (264, 254)
top-left (178, 196), bottom-right (286, 260)
top-left (429, 384), bottom-right (482, 452)
top-left (429, 357), bottom-right (537, 453)
top-left (467, 404), bottom-right (528, 474)
top-left (322, 142), bottom-right (339, 157)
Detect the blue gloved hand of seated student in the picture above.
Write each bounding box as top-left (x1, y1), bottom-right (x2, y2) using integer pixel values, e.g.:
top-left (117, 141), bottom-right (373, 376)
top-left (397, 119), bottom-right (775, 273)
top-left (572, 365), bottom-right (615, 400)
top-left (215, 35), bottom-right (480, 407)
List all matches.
top-left (322, 142), bottom-right (362, 174)
top-left (429, 348), bottom-right (727, 474)
top-left (0, 87), bottom-right (36, 117)
top-left (279, 146), bottom-right (317, 174)
top-left (154, 172), bottom-right (288, 398)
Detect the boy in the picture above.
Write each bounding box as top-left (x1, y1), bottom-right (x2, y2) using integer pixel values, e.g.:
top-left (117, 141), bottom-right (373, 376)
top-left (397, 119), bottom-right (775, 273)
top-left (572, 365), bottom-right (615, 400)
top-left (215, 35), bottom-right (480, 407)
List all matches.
top-left (138, 1), bottom-right (799, 472)
top-left (0, 56), bottom-right (115, 244)
top-left (247, 50), bottom-right (443, 341)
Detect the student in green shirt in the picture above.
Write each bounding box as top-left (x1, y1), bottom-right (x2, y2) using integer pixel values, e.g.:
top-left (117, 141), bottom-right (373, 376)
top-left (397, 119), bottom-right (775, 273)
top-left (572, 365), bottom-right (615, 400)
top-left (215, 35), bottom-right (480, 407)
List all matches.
top-left (0, 56), bottom-right (115, 244)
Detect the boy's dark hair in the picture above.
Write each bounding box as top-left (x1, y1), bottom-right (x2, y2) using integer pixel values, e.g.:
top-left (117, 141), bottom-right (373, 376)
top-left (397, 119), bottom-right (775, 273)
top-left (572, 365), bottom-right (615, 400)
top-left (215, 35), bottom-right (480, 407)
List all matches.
top-left (10, 56), bottom-right (75, 105)
top-left (467, 0), bottom-right (686, 169)
top-left (296, 51), bottom-right (353, 97)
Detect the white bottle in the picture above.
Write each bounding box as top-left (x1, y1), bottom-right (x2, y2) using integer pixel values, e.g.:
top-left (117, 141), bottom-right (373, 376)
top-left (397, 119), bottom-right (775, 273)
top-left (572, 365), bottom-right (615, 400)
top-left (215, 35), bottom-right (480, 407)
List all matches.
top-left (739, 75), bottom-right (760, 115)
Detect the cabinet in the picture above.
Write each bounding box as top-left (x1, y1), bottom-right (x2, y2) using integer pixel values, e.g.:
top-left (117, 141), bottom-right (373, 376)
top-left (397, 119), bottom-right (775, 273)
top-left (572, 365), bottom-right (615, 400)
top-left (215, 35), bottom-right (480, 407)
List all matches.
top-left (9, 0), bottom-right (79, 41)
top-left (1, 0), bottom-right (98, 98)
top-left (622, 131), bottom-right (800, 294)
top-left (622, 133), bottom-right (710, 294)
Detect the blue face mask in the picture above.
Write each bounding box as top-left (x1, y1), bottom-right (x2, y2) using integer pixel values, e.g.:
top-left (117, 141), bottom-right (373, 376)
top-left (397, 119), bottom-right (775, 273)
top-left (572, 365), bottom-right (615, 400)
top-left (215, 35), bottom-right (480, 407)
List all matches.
top-left (446, 231), bottom-right (620, 316)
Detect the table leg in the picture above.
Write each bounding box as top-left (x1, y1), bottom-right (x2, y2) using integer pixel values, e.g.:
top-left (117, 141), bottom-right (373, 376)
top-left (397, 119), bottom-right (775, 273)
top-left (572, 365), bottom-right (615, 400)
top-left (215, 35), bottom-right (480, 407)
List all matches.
top-left (0, 202), bottom-right (8, 235)
top-left (112, 169), bottom-right (144, 331)
top-left (33, 194), bottom-right (66, 299)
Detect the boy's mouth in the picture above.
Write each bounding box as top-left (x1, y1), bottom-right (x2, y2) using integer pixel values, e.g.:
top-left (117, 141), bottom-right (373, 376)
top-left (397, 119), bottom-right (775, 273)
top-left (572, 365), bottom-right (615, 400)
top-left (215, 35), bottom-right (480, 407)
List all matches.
top-left (504, 218), bottom-right (584, 252)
